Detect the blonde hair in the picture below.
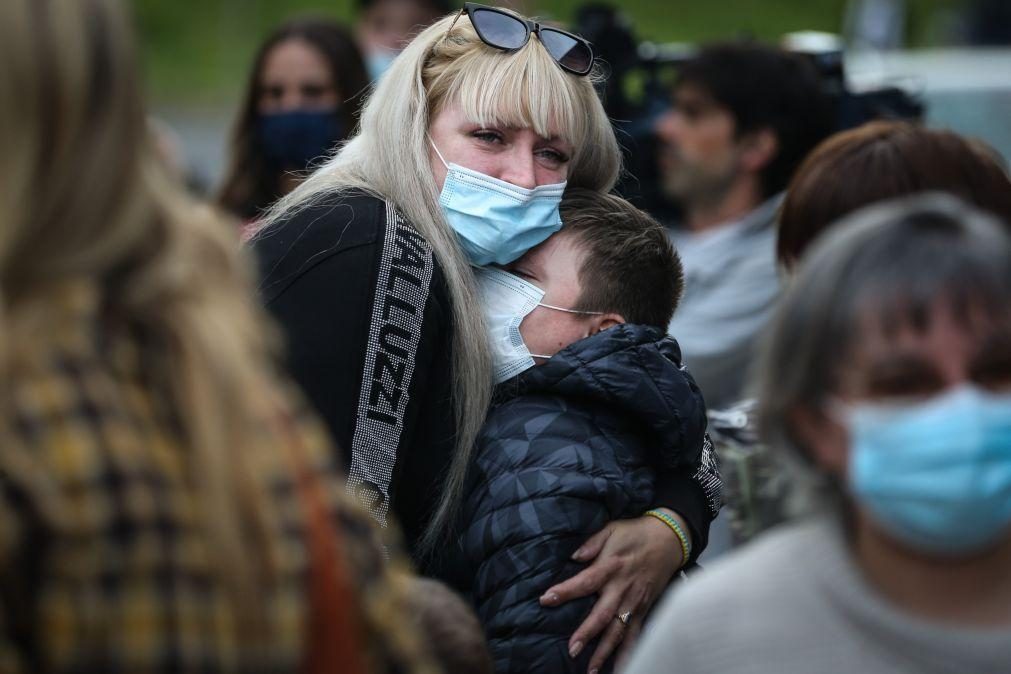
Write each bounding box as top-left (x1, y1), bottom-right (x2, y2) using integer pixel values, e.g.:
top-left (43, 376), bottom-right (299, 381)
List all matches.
top-left (257, 8), bottom-right (621, 552)
top-left (0, 0), bottom-right (300, 648)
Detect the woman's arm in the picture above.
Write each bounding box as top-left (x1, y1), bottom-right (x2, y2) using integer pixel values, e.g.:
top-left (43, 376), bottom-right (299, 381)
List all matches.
top-left (539, 436), bottom-right (722, 673)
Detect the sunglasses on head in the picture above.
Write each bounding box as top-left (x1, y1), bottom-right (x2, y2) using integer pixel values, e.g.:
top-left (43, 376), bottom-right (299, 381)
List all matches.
top-left (447, 2), bottom-right (595, 76)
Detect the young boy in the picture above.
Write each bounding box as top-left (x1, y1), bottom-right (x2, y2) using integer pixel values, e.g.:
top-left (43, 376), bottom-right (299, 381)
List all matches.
top-left (448, 190), bottom-right (712, 674)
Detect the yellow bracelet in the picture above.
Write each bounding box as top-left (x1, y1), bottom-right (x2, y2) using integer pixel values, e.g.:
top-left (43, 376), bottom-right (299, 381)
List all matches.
top-left (645, 509), bottom-right (691, 567)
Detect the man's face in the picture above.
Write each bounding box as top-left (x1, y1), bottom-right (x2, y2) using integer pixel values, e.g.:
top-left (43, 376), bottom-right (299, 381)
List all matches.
top-left (654, 83), bottom-right (742, 204)
top-left (506, 233), bottom-right (595, 362)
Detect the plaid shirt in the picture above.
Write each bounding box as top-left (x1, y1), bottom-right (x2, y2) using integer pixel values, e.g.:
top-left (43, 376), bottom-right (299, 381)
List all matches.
top-left (0, 282), bottom-right (436, 674)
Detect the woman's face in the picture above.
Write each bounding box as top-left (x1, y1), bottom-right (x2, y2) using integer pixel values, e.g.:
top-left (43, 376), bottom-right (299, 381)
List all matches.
top-left (258, 38), bottom-right (339, 114)
top-left (427, 100), bottom-right (574, 191)
top-left (798, 302), bottom-right (1011, 476)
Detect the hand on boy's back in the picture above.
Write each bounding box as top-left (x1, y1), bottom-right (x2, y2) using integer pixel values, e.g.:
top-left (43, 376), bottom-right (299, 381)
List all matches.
top-left (539, 509), bottom-right (687, 673)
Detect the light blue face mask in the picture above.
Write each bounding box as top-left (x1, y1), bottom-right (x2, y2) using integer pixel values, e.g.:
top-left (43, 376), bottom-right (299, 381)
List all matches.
top-left (366, 48), bottom-right (398, 81)
top-left (432, 141), bottom-right (566, 266)
top-left (843, 385), bottom-right (1011, 556)
top-left (475, 267), bottom-right (602, 384)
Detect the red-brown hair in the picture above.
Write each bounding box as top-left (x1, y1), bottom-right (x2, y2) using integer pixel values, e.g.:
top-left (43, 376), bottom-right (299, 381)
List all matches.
top-left (778, 121), bottom-right (1011, 269)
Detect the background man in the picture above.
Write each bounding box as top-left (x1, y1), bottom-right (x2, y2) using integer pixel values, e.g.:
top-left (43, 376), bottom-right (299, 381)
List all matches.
top-left (655, 42), bottom-right (833, 408)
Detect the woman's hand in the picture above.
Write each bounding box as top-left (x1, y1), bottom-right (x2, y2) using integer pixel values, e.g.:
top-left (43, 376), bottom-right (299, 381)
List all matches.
top-left (539, 509), bottom-right (689, 673)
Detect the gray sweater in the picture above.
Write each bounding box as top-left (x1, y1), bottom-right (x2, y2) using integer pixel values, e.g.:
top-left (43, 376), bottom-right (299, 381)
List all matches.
top-left (625, 518), bottom-right (1011, 674)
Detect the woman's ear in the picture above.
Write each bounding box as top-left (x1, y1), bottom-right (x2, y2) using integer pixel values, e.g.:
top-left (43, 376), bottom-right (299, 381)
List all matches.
top-left (790, 404), bottom-right (850, 477)
top-left (586, 313), bottom-right (625, 337)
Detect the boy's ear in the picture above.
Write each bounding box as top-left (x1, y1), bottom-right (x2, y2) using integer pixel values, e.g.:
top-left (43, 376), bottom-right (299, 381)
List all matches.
top-left (587, 313), bottom-right (625, 337)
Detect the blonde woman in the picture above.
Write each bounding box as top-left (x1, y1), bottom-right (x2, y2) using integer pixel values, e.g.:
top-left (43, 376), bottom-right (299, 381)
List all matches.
top-left (254, 4), bottom-right (722, 669)
top-left (0, 1), bottom-right (435, 672)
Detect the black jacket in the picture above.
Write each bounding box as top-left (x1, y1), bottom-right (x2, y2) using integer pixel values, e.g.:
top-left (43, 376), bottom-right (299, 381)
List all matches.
top-left (254, 192), bottom-right (721, 574)
top-left (449, 324), bottom-right (713, 674)
top-left (254, 191), bottom-right (455, 562)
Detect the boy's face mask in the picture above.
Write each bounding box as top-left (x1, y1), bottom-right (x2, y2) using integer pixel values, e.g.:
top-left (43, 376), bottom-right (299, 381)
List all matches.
top-left (476, 267), bottom-right (602, 384)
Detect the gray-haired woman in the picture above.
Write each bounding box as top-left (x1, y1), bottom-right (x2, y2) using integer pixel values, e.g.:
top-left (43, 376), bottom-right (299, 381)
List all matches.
top-left (626, 193), bottom-right (1011, 674)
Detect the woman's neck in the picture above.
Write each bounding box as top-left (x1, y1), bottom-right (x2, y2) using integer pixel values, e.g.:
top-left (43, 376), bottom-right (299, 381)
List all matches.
top-left (854, 520), bottom-right (1011, 627)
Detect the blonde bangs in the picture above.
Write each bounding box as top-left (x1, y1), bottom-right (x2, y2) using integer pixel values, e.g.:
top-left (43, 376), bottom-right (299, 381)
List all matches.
top-left (427, 17), bottom-right (595, 153)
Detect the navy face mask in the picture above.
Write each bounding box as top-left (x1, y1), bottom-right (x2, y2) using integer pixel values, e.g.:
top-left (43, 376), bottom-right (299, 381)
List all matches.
top-left (256, 109), bottom-right (343, 170)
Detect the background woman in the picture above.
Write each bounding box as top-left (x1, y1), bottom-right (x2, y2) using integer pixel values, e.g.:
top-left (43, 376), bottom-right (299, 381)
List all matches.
top-left (777, 120), bottom-right (1011, 270)
top-left (626, 194), bottom-right (1011, 674)
top-left (253, 5), bottom-right (721, 670)
top-left (0, 1), bottom-right (432, 671)
top-left (218, 17), bottom-right (369, 222)
top-left (708, 121), bottom-right (1011, 550)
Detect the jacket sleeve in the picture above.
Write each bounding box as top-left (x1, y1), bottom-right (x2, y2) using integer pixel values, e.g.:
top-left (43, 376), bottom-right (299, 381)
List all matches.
top-left (258, 201), bottom-right (443, 527)
top-left (458, 402), bottom-right (637, 674)
top-left (651, 434), bottom-right (722, 564)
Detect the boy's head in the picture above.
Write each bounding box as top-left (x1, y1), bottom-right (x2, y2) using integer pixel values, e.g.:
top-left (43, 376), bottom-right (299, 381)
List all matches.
top-left (508, 189), bottom-right (683, 361)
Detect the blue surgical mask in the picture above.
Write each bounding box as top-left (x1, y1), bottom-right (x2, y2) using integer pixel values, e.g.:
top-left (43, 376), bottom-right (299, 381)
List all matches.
top-left (843, 385), bottom-right (1011, 556)
top-left (256, 109), bottom-right (343, 170)
top-left (432, 141), bottom-right (566, 266)
top-left (476, 267), bottom-right (602, 384)
top-left (366, 48), bottom-right (399, 81)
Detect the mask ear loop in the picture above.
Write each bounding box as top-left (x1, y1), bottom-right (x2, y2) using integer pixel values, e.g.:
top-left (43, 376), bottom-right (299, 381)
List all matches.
top-left (528, 303), bottom-right (605, 360)
top-left (429, 138), bottom-right (450, 169)
top-left (537, 302), bottom-right (604, 315)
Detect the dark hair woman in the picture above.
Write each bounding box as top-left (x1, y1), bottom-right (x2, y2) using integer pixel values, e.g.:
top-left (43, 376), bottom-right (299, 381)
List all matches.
top-left (218, 17), bottom-right (370, 222)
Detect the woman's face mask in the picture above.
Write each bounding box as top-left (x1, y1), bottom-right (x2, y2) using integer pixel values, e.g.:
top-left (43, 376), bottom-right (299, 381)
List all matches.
top-left (839, 385), bottom-right (1011, 556)
top-left (431, 140), bottom-right (566, 267)
top-left (427, 101), bottom-right (573, 266)
top-left (256, 109), bottom-right (343, 170)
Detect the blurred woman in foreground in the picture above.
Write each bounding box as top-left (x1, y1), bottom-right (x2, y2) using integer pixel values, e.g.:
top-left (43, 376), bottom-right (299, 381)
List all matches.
top-left (0, 1), bottom-right (431, 671)
top-left (626, 194), bottom-right (1011, 673)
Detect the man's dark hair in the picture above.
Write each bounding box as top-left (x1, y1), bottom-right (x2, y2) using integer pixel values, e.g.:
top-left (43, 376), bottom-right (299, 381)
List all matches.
top-left (675, 42), bottom-right (833, 199)
top-left (561, 189), bottom-right (683, 328)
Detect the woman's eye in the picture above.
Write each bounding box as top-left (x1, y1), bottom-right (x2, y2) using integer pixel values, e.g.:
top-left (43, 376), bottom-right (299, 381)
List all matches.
top-left (472, 130), bottom-right (503, 144)
top-left (301, 84), bottom-right (327, 99)
top-left (537, 148), bottom-right (570, 164)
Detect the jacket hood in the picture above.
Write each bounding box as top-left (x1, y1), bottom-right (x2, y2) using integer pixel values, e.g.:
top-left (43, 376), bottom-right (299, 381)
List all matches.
top-left (502, 323), bottom-right (708, 469)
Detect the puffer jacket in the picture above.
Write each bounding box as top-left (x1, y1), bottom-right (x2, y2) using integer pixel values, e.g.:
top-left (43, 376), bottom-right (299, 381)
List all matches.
top-left (450, 323), bottom-right (708, 674)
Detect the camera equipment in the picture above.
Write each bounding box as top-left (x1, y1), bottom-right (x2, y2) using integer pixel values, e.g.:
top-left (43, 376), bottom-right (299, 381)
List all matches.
top-left (574, 4), bottom-right (924, 220)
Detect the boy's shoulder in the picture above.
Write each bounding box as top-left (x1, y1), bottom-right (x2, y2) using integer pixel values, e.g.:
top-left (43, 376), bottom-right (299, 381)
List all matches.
top-left (483, 324), bottom-right (706, 467)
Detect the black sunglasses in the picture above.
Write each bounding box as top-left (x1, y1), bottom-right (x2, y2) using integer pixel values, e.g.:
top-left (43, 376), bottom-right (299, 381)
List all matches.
top-left (448, 2), bottom-right (595, 76)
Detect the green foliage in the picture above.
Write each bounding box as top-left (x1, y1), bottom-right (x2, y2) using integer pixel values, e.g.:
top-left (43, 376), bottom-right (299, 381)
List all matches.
top-left (131, 0), bottom-right (960, 103)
